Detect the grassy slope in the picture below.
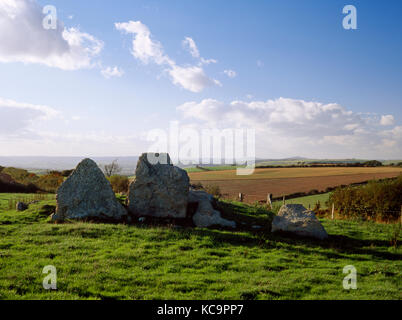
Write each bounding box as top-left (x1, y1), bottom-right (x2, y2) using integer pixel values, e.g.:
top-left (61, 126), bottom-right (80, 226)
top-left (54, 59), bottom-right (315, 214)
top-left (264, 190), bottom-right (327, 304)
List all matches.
top-left (0, 194), bottom-right (55, 211)
top-left (0, 195), bottom-right (400, 300)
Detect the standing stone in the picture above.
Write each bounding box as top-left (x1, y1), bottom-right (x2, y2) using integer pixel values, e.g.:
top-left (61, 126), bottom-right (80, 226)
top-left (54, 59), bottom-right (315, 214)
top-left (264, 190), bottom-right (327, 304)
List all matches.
top-left (52, 158), bottom-right (127, 222)
top-left (271, 204), bottom-right (328, 239)
top-left (128, 153), bottom-right (190, 218)
top-left (189, 190), bottom-right (236, 228)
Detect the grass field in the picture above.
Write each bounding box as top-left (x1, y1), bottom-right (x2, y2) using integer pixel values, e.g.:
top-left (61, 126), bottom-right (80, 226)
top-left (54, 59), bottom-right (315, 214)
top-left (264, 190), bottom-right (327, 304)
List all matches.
top-left (0, 193), bottom-right (55, 211)
top-left (185, 165), bottom-right (239, 173)
top-left (0, 194), bottom-right (400, 300)
top-left (272, 193), bottom-right (331, 210)
top-left (189, 167), bottom-right (402, 203)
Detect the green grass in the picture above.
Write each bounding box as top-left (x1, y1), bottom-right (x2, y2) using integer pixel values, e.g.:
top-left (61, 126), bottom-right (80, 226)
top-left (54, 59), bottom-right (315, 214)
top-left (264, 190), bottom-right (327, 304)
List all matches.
top-left (0, 193), bottom-right (55, 211)
top-left (273, 193), bottom-right (331, 210)
top-left (0, 194), bottom-right (400, 300)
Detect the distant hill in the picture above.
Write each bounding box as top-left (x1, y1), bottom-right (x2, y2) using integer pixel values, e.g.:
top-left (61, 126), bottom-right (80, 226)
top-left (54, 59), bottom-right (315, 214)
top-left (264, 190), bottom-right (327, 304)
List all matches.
top-left (0, 157), bottom-right (139, 176)
top-left (1, 156), bottom-right (401, 176)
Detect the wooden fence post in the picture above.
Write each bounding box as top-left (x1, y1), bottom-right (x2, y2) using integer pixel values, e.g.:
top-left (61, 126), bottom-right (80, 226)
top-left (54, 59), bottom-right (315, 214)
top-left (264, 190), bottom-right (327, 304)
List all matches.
top-left (239, 193), bottom-right (244, 203)
top-left (332, 203), bottom-right (335, 220)
top-left (266, 193), bottom-right (272, 208)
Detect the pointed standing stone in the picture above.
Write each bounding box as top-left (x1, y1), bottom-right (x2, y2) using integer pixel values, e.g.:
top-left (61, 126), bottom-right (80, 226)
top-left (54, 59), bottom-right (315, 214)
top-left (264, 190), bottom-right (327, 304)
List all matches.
top-left (52, 158), bottom-right (127, 222)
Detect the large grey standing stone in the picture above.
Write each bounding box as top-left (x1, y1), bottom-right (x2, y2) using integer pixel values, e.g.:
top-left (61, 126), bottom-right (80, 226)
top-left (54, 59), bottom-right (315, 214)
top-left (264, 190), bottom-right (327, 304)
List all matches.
top-left (52, 158), bottom-right (127, 222)
top-left (189, 190), bottom-right (236, 228)
top-left (271, 204), bottom-right (328, 239)
top-left (128, 153), bottom-right (190, 218)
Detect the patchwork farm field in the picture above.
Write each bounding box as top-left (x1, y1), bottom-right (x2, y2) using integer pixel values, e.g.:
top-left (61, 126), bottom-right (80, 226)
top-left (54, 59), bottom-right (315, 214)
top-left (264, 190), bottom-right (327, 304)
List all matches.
top-left (189, 167), bottom-right (402, 203)
top-left (0, 195), bottom-right (400, 300)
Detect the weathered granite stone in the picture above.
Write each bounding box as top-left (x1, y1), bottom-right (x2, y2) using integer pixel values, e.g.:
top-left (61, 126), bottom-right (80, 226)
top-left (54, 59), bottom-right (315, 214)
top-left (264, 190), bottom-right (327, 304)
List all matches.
top-left (189, 190), bottom-right (236, 228)
top-left (52, 158), bottom-right (127, 222)
top-left (271, 204), bottom-right (328, 239)
top-left (128, 153), bottom-right (190, 218)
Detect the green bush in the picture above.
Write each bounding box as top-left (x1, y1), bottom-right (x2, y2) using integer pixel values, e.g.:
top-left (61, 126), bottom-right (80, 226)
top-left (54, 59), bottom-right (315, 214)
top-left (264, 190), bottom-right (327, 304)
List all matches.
top-left (204, 184), bottom-right (222, 199)
top-left (2, 167), bottom-right (39, 185)
top-left (61, 169), bottom-right (74, 177)
top-left (109, 175), bottom-right (129, 194)
top-left (363, 160), bottom-right (383, 167)
top-left (36, 174), bottom-right (64, 193)
top-left (329, 175), bottom-right (402, 221)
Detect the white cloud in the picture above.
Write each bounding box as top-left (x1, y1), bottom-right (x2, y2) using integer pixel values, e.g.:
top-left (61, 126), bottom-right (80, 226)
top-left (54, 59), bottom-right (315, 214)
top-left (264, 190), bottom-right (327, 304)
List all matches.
top-left (0, 0), bottom-right (103, 70)
top-left (101, 66), bottom-right (124, 79)
top-left (115, 21), bottom-right (172, 66)
top-left (182, 37), bottom-right (217, 66)
top-left (0, 96), bottom-right (149, 156)
top-left (224, 69), bottom-right (237, 78)
top-left (0, 97), bottom-right (59, 135)
top-left (380, 115), bottom-right (395, 126)
top-left (182, 37), bottom-right (200, 58)
top-left (115, 20), bottom-right (220, 92)
top-left (169, 65), bottom-right (221, 93)
top-left (177, 97), bottom-right (402, 158)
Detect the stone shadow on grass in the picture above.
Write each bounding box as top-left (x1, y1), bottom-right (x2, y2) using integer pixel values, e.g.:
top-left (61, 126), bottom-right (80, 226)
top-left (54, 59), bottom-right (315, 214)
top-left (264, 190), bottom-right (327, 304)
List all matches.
top-left (172, 226), bottom-right (402, 263)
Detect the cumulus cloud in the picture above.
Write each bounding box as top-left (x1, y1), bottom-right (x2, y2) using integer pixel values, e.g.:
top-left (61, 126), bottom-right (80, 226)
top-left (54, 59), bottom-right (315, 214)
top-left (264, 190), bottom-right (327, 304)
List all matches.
top-left (169, 65), bottom-right (221, 92)
top-left (380, 115), bottom-right (395, 126)
top-left (177, 97), bottom-right (402, 158)
top-left (0, 0), bottom-right (103, 70)
top-left (101, 66), bottom-right (124, 79)
top-left (115, 20), bottom-right (219, 92)
top-left (224, 69), bottom-right (237, 78)
top-left (0, 97), bottom-right (59, 135)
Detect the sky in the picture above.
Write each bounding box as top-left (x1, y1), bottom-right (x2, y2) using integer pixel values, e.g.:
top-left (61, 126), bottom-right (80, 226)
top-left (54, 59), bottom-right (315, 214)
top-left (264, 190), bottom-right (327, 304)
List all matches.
top-left (0, 0), bottom-right (401, 161)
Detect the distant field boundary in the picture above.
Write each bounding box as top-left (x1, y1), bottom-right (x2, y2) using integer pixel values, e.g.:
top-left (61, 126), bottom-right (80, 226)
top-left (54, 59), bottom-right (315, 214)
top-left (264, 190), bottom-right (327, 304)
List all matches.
top-left (213, 176), bottom-right (401, 205)
top-left (270, 176), bottom-right (399, 202)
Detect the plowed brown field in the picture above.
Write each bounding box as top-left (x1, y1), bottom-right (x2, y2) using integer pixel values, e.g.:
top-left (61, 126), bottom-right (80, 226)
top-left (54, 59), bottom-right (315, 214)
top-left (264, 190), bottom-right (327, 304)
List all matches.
top-left (188, 167), bottom-right (402, 203)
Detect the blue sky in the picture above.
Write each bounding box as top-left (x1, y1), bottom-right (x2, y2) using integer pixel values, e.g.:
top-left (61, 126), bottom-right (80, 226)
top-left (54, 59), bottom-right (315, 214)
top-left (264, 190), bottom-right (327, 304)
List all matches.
top-left (0, 0), bottom-right (401, 159)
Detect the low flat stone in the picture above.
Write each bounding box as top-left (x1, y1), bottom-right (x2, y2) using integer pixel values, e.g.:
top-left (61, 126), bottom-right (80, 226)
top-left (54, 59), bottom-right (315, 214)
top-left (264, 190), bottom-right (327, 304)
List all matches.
top-left (271, 204), bottom-right (328, 239)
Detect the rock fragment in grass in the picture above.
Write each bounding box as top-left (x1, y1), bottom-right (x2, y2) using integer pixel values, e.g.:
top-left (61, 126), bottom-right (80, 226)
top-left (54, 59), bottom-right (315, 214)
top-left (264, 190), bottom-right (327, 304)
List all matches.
top-left (16, 202), bottom-right (28, 211)
top-left (189, 190), bottom-right (236, 228)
